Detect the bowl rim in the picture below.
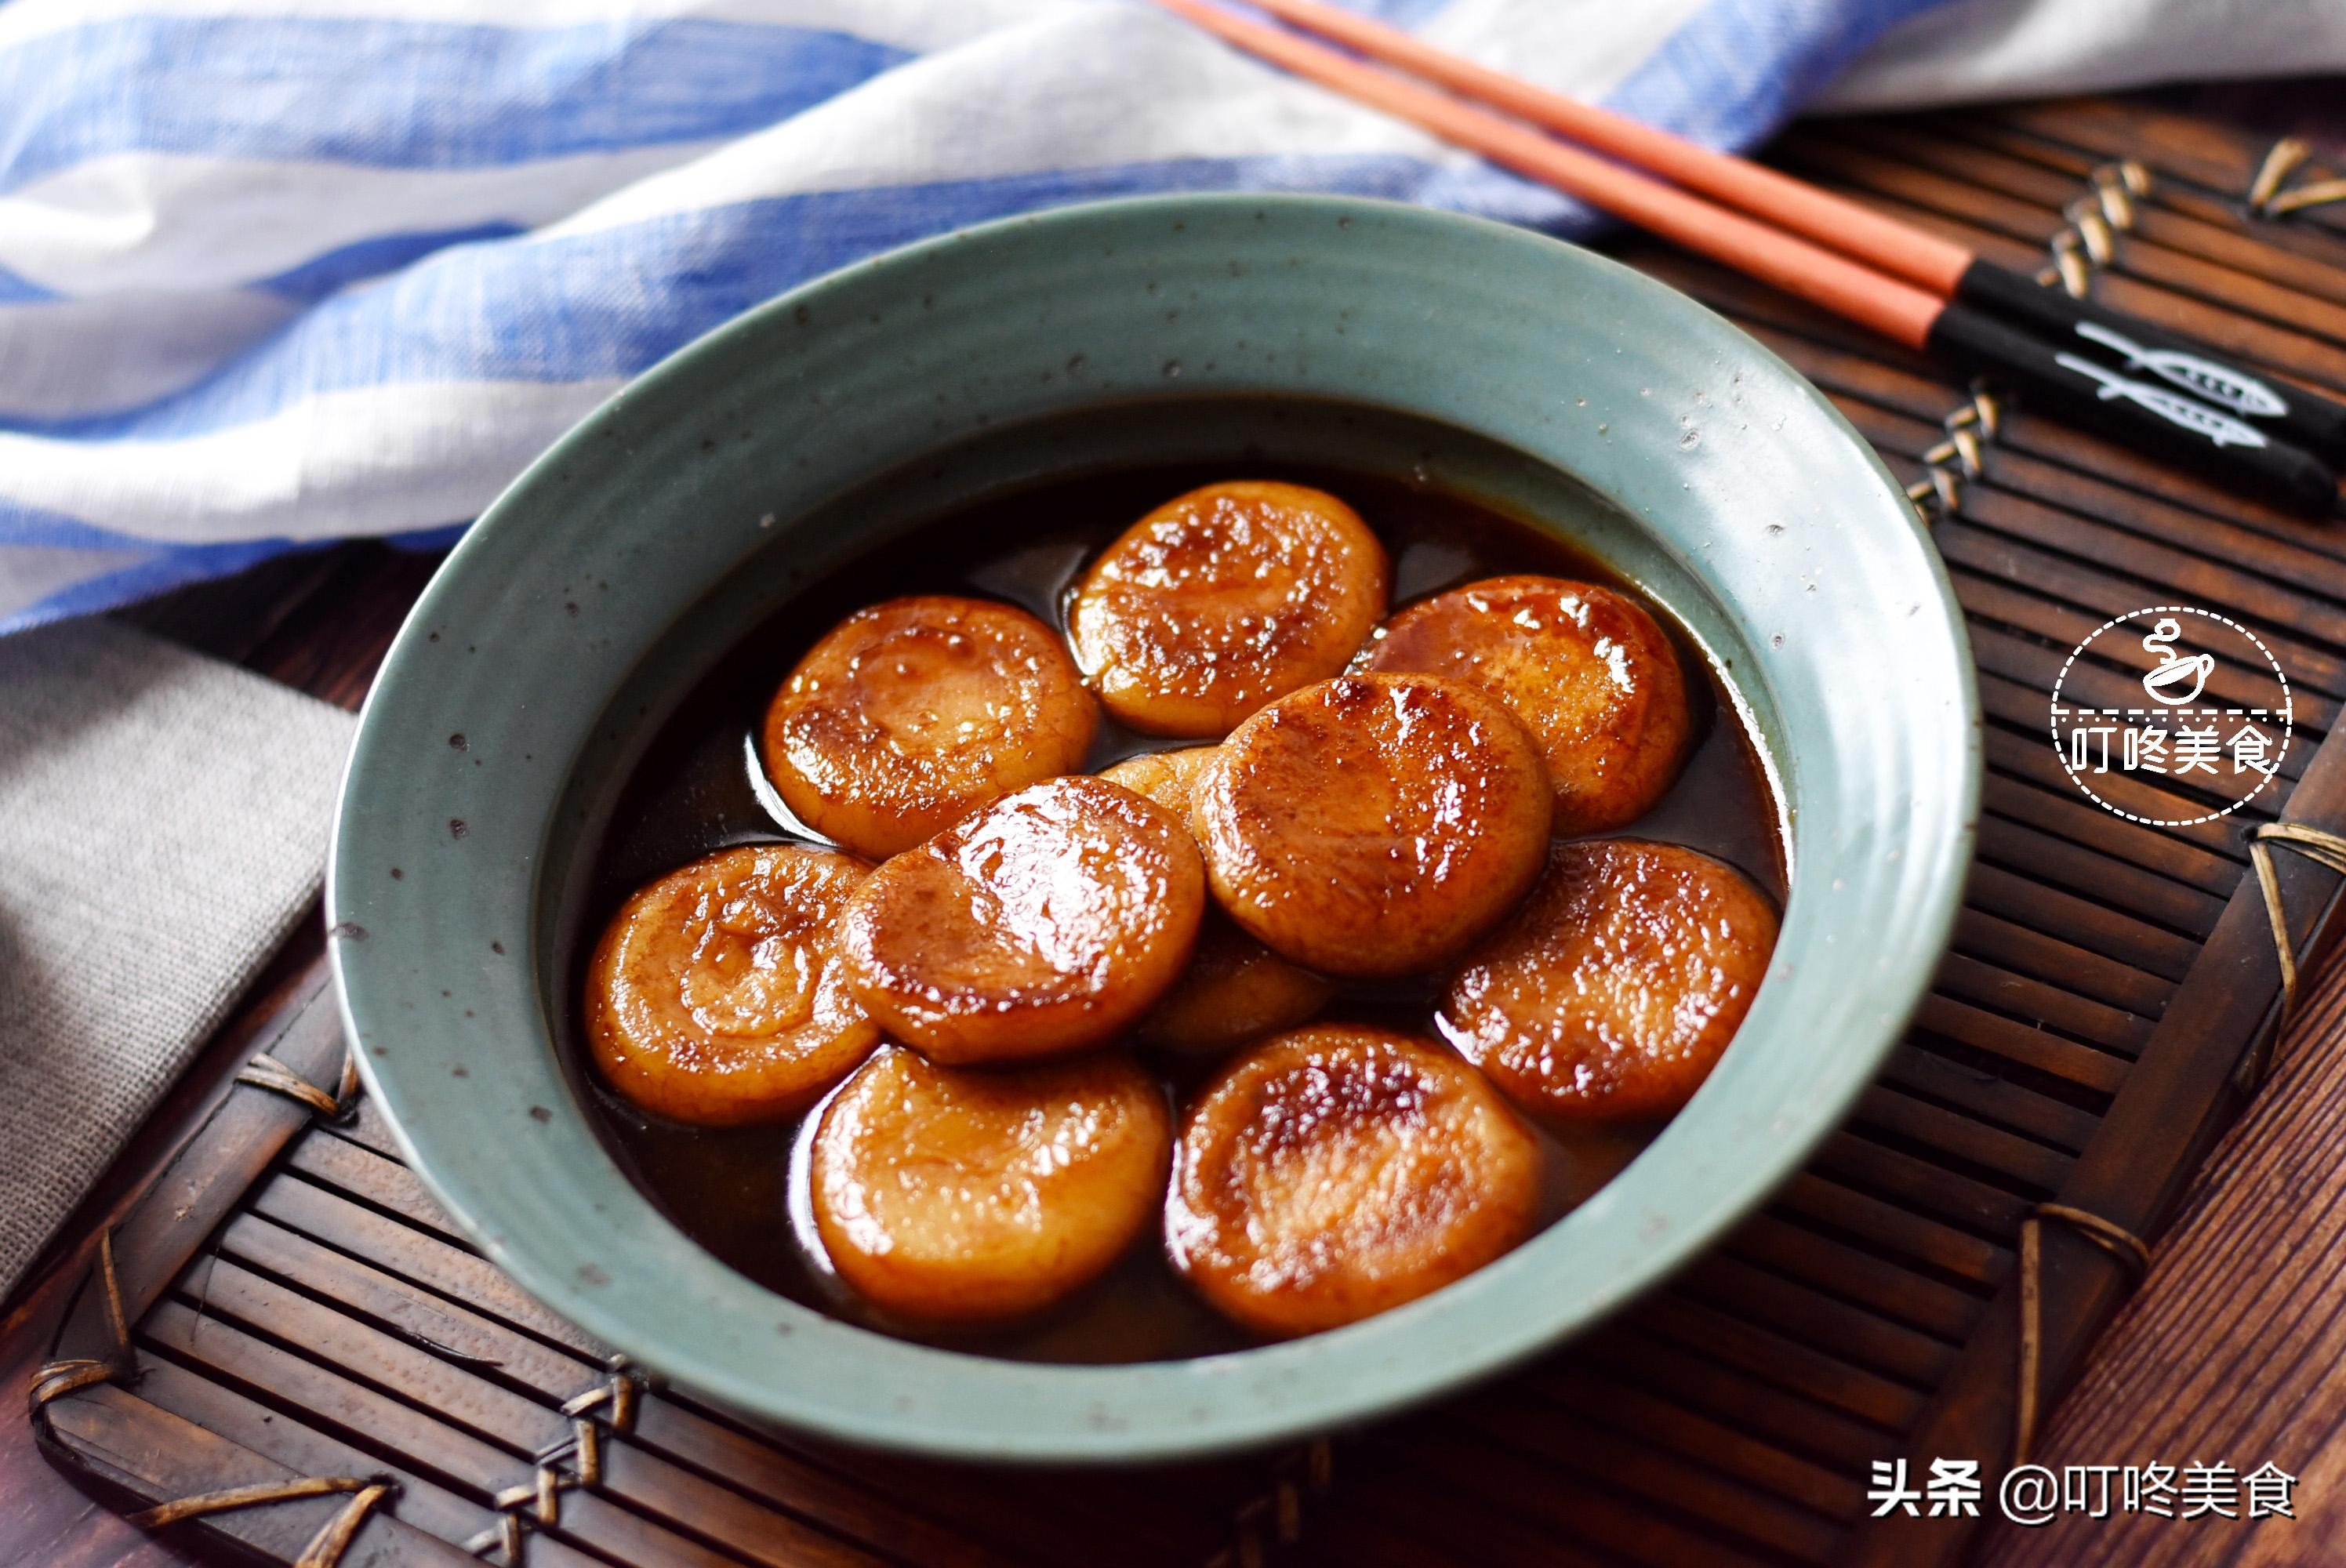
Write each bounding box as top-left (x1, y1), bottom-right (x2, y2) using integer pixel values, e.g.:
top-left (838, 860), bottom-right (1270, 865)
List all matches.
top-left (329, 191), bottom-right (1981, 1461)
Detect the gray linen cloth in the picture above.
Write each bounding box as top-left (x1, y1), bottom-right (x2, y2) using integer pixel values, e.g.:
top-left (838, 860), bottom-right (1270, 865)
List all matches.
top-left (0, 619), bottom-right (353, 1296)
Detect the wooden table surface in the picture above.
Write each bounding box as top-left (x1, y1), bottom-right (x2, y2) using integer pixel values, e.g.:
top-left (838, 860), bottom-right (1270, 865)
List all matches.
top-left (8, 537), bottom-right (2346, 1568)
top-left (9, 87), bottom-right (2346, 1568)
top-left (1977, 963), bottom-right (2346, 1566)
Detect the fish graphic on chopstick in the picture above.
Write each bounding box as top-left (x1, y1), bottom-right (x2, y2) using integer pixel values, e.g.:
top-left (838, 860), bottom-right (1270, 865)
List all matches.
top-left (2073, 321), bottom-right (2289, 419)
top-left (2054, 353), bottom-right (2272, 449)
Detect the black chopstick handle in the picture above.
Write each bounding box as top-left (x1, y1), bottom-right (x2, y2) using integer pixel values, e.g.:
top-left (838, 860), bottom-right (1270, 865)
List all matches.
top-left (1924, 302), bottom-right (2340, 517)
top-left (1954, 259), bottom-right (2346, 466)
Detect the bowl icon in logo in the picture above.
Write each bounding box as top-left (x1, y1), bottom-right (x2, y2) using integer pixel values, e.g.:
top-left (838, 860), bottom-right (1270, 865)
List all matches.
top-left (2141, 617), bottom-right (2214, 706)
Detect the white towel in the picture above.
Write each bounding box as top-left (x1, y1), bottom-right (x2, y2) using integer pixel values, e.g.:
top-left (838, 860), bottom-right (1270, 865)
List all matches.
top-left (4, 0), bottom-right (2340, 633)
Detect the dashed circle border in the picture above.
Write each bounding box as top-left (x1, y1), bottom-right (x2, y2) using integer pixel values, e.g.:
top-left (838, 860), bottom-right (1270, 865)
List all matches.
top-left (2048, 604), bottom-right (2293, 827)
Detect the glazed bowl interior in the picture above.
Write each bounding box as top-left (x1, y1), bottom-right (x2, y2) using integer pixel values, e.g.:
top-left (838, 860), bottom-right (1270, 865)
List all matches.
top-left (329, 194), bottom-right (1978, 1462)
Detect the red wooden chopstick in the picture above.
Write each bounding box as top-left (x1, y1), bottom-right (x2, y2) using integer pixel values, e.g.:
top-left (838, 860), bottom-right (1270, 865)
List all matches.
top-left (1149, 0), bottom-right (1943, 349)
top-left (1146, 0), bottom-right (2344, 515)
top-left (1238, 0), bottom-right (1974, 296)
top-left (1172, 0), bottom-right (2346, 474)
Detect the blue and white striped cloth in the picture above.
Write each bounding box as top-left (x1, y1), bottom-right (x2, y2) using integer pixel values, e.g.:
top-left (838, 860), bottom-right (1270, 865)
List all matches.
top-left (2, 0), bottom-right (2333, 632)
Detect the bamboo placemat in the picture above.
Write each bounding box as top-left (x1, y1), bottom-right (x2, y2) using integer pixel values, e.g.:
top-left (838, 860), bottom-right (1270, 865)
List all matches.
top-left (29, 96), bottom-right (2346, 1567)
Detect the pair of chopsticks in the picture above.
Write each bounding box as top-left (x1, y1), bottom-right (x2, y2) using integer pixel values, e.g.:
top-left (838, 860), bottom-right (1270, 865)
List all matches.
top-left (1149, 0), bottom-right (2345, 517)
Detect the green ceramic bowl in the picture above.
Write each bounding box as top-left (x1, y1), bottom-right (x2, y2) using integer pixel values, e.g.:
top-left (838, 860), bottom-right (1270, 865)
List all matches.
top-left (329, 194), bottom-right (1978, 1461)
